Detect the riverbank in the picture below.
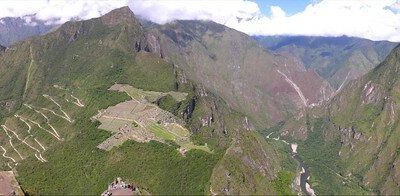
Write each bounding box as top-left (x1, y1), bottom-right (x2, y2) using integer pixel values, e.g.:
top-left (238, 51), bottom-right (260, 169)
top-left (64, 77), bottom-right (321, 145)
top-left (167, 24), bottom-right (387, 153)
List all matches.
top-left (291, 143), bottom-right (315, 196)
top-left (266, 133), bottom-right (316, 195)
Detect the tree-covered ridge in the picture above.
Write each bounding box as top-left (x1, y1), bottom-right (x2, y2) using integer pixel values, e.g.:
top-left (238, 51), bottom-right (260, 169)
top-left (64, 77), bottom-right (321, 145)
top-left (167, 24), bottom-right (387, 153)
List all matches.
top-left (0, 7), bottom-right (285, 195)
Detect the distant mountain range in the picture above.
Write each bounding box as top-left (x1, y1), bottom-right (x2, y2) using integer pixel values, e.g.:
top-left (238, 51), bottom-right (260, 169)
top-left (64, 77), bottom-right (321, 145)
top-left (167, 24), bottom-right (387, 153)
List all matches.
top-left (0, 16), bottom-right (56, 46)
top-left (254, 35), bottom-right (397, 89)
top-left (0, 7), bottom-right (398, 195)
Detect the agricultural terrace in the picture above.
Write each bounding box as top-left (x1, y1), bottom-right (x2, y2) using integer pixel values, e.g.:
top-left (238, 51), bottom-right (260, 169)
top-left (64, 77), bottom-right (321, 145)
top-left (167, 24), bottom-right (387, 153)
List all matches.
top-left (93, 84), bottom-right (211, 153)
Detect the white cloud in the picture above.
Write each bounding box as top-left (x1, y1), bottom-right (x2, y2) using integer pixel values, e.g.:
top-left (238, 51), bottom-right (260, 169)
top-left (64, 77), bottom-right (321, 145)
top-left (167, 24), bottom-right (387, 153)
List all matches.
top-left (0, 0), bottom-right (128, 24)
top-left (128, 0), bottom-right (260, 24)
top-left (226, 0), bottom-right (400, 42)
top-left (128, 0), bottom-right (400, 42)
top-left (270, 6), bottom-right (286, 19)
top-left (0, 0), bottom-right (399, 42)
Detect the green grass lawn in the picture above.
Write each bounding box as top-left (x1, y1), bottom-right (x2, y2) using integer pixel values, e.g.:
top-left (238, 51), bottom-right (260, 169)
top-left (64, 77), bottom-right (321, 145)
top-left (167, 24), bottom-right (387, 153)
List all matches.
top-left (147, 123), bottom-right (176, 141)
top-left (123, 85), bottom-right (145, 101)
top-left (181, 142), bottom-right (212, 153)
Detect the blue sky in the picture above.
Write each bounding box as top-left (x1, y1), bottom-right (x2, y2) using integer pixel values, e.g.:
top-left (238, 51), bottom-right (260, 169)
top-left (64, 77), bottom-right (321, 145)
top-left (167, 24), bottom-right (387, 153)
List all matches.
top-left (254, 0), bottom-right (317, 16)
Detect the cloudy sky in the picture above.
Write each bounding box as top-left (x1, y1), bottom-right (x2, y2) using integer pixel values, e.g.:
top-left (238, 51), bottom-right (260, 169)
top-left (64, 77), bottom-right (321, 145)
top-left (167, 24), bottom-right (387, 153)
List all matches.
top-left (1, 0), bottom-right (400, 42)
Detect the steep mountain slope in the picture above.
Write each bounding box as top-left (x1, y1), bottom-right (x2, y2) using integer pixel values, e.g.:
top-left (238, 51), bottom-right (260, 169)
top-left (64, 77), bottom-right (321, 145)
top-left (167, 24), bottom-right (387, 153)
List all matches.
top-left (0, 7), bottom-right (287, 195)
top-left (254, 36), bottom-right (397, 89)
top-left (0, 16), bottom-right (56, 46)
top-left (274, 44), bottom-right (400, 195)
top-left (325, 44), bottom-right (400, 195)
top-left (148, 21), bottom-right (333, 127)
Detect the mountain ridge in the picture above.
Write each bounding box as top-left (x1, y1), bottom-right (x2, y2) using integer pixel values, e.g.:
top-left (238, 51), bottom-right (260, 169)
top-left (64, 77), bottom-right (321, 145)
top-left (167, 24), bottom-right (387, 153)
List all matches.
top-left (0, 16), bottom-right (56, 46)
top-left (254, 35), bottom-right (397, 89)
top-left (0, 7), bottom-right (286, 195)
top-left (148, 19), bottom-right (334, 127)
top-left (0, 6), bottom-right (398, 195)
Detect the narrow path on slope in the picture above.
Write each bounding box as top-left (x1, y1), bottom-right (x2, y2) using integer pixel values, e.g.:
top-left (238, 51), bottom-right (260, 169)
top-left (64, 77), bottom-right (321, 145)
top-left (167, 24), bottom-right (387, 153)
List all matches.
top-left (34, 138), bottom-right (46, 151)
top-left (0, 146), bottom-right (16, 163)
top-left (22, 104), bottom-right (64, 138)
top-left (16, 114), bottom-right (48, 151)
top-left (23, 46), bottom-right (35, 99)
top-left (42, 94), bottom-right (74, 122)
top-left (16, 110), bottom-right (62, 141)
top-left (16, 115), bottom-right (31, 134)
top-left (1, 126), bottom-right (24, 160)
top-left (70, 95), bottom-right (85, 107)
top-left (2, 125), bottom-right (46, 162)
top-left (277, 70), bottom-right (308, 107)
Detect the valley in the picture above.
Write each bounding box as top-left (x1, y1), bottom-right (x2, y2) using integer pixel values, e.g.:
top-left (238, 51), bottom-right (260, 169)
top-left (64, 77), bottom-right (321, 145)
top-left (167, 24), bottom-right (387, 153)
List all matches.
top-left (0, 4), bottom-right (398, 196)
top-left (265, 131), bottom-right (315, 196)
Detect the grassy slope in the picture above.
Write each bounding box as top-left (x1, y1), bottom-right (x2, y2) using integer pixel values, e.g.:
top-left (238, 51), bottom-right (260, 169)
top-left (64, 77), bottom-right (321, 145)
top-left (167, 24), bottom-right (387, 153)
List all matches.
top-left (0, 14), bottom-right (220, 195)
top-left (0, 9), bottom-right (284, 195)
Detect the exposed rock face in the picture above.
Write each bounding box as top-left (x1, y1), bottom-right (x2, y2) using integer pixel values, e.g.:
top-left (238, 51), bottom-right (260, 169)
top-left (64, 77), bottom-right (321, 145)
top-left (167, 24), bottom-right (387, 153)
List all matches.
top-left (182, 97), bottom-right (196, 120)
top-left (0, 99), bottom-right (15, 113)
top-left (148, 20), bottom-right (334, 127)
top-left (338, 126), bottom-right (365, 150)
top-left (145, 33), bottom-right (162, 57)
top-left (100, 6), bottom-right (142, 28)
top-left (361, 81), bottom-right (387, 105)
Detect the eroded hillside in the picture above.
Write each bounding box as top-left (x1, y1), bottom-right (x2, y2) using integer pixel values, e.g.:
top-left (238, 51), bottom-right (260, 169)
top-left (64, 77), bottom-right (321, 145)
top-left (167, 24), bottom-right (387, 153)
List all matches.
top-left (147, 20), bottom-right (333, 127)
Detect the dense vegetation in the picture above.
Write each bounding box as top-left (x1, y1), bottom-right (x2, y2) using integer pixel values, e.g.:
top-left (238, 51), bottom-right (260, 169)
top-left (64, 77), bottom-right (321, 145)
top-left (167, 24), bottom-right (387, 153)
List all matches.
top-left (272, 170), bottom-right (295, 195)
top-left (298, 118), bottom-right (370, 195)
top-left (0, 11), bottom-right (224, 194)
top-left (7, 6), bottom-right (398, 195)
top-left (0, 7), bottom-right (287, 195)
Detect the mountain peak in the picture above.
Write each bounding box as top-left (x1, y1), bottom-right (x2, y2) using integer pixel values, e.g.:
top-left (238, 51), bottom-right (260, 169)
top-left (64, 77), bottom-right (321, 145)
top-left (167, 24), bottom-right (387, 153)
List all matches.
top-left (100, 6), bottom-right (141, 28)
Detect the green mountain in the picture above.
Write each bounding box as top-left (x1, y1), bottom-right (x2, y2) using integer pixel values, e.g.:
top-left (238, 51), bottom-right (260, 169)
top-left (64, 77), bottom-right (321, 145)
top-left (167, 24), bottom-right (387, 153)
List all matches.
top-left (254, 36), bottom-right (397, 89)
top-left (0, 7), bottom-right (289, 195)
top-left (0, 16), bottom-right (56, 46)
top-left (2, 6), bottom-right (398, 196)
top-left (148, 20), bottom-right (334, 127)
top-left (273, 44), bottom-right (400, 195)
top-left (323, 44), bottom-right (400, 195)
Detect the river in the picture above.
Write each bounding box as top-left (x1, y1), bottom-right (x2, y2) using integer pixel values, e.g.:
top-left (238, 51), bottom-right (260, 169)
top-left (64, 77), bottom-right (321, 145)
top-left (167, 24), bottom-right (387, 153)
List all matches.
top-left (291, 143), bottom-right (315, 196)
top-left (266, 133), bottom-right (315, 195)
